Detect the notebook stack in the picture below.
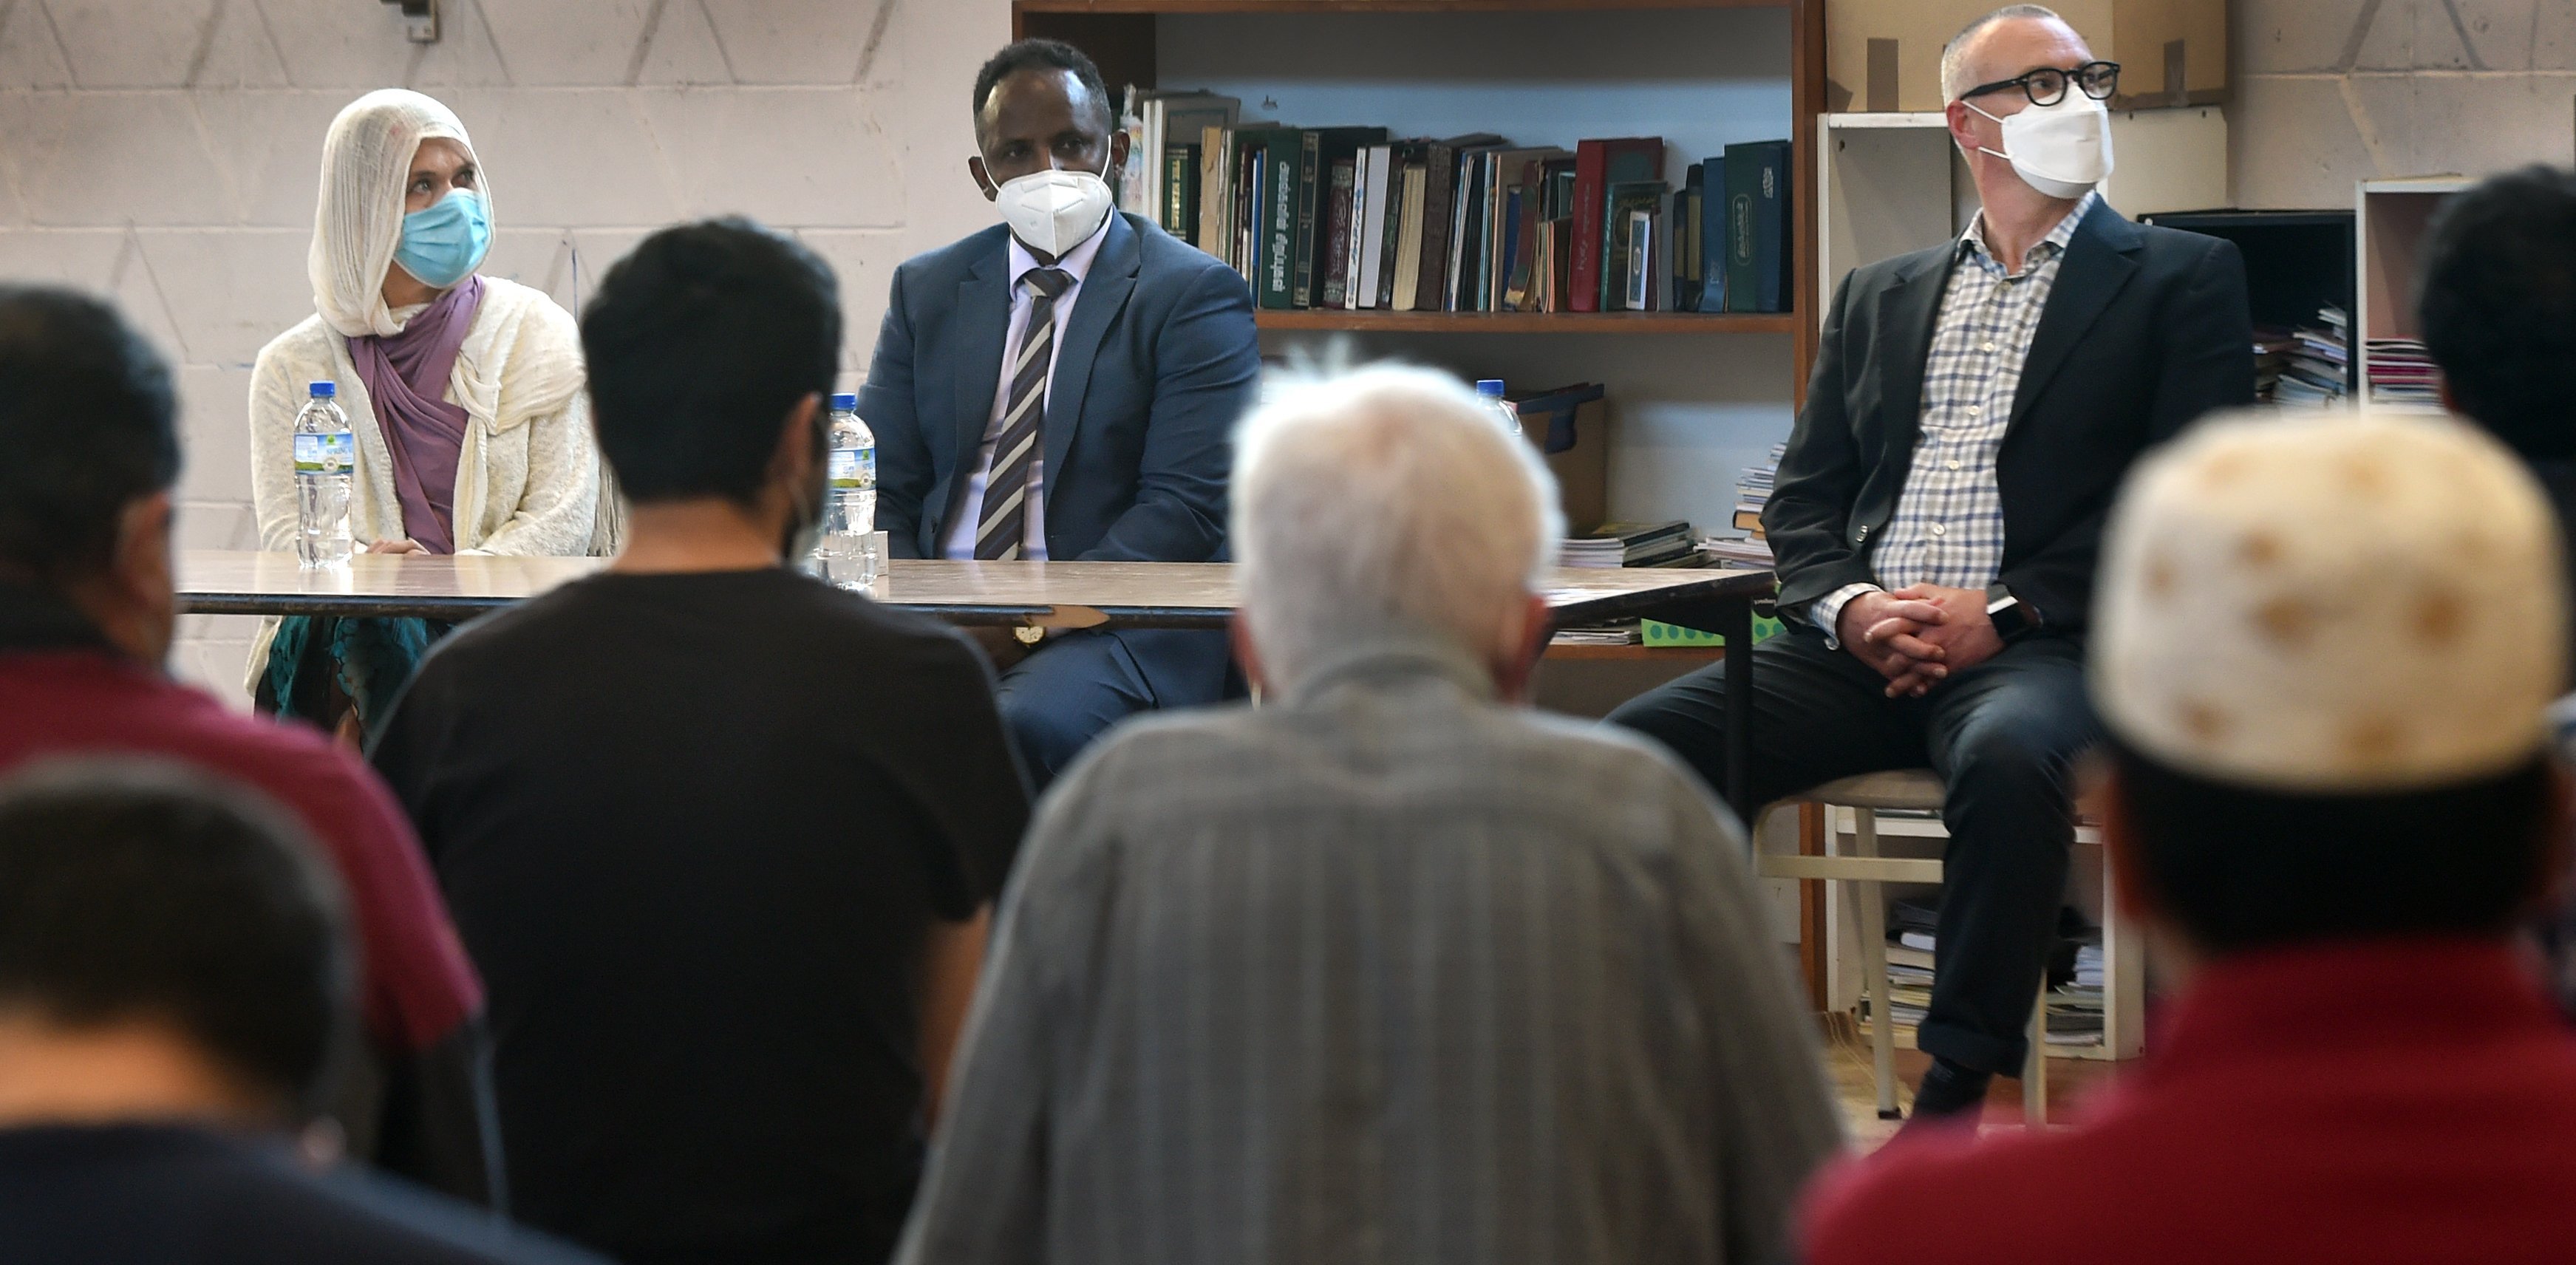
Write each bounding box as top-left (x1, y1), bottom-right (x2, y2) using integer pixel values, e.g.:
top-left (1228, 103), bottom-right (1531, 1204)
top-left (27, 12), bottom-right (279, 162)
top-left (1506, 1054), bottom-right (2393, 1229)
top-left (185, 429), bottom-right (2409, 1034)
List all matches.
top-left (1561, 519), bottom-right (1696, 569)
top-left (2252, 328), bottom-right (2297, 402)
top-left (2273, 305), bottom-right (2350, 406)
top-left (1864, 898), bottom-right (2106, 1051)
top-left (2365, 338), bottom-right (2443, 409)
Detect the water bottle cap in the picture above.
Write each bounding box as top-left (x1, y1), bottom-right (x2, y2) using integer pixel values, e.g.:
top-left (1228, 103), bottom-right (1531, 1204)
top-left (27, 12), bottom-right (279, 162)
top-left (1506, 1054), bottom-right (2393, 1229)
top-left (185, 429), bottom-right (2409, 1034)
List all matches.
top-left (829, 393), bottom-right (858, 412)
top-left (308, 381), bottom-right (336, 398)
top-left (1475, 379), bottom-right (1505, 397)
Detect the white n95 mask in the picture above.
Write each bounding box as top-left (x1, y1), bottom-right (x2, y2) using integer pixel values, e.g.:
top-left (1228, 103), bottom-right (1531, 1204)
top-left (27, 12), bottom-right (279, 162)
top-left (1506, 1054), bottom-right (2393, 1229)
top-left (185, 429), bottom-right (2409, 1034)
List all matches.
top-left (1967, 94), bottom-right (2115, 200)
top-left (995, 169), bottom-right (1114, 258)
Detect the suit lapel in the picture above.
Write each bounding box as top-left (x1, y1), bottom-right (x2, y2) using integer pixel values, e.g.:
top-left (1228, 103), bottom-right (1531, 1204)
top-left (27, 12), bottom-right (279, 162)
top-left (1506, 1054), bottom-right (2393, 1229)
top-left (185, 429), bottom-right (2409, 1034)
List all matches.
top-left (950, 245), bottom-right (1012, 485)
top-left (1877, 248), bottom-right (1952, 460)
top-left (1043, 214), bottom-right (1141, 493)
top-left (2008, 200), bottom-right (2143, 430)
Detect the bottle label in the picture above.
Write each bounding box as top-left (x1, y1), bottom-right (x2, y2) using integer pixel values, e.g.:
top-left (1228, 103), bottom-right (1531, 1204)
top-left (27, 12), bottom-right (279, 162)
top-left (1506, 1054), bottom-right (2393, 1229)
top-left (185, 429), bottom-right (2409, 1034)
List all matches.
top-left (828, 446), bottom-right (875, 490)
top-left (293, 431), bottom-right (355, 476)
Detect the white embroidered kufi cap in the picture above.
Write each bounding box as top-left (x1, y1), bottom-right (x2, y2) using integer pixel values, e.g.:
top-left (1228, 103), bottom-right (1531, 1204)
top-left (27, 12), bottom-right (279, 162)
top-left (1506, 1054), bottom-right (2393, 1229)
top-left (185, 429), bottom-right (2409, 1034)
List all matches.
top-left (2093, 409), bottom-right (2567, 792)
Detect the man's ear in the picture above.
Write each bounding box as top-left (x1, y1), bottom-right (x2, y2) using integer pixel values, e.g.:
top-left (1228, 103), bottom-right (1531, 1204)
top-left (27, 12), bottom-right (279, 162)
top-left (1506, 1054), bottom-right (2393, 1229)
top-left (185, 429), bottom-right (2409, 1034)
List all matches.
top-left (769, 393), bottom-right (824, 489)
top-left (1228, 613), bottom-right (1267, 700)
top-left (1944, 98), bottom-right (1981, 154)
top-left (1107, 126), bottom-right (1131, 182)
top-left (969, 154), bottom-right (1000, 201)
top-left (1493, 591), bottom-right (1553, 703)
top-left (103, 491), bottom-right (177, 666)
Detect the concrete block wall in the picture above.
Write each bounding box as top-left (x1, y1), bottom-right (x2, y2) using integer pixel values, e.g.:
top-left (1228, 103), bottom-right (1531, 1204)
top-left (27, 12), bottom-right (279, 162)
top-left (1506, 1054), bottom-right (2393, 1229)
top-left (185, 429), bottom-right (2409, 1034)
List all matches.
top-left (0, 0), bottom-right (1010, 701)
top-left (2235, 0), bottom-right (2576, 207)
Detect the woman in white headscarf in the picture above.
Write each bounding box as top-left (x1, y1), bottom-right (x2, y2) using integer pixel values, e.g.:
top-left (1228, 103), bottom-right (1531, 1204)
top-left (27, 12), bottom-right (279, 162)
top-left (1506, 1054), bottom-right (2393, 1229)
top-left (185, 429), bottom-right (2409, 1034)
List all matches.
top-left (247, 88), bottom-right (611, 734)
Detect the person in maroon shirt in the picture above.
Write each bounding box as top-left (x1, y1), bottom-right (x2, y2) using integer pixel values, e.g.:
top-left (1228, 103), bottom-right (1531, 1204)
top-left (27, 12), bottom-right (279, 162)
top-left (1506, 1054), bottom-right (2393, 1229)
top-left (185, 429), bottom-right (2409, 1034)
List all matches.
top-left (0, 286), bottom-right (499, 1206)
top-left (1802, 411), bottom-right (2576, 1265)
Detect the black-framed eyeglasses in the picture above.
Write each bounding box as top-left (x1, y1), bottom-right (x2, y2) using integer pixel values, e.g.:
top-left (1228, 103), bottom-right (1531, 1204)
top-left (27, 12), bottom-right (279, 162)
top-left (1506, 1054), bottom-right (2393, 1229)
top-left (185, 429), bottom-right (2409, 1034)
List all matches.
top-left (1961, 61), bottom-right (2120, 107)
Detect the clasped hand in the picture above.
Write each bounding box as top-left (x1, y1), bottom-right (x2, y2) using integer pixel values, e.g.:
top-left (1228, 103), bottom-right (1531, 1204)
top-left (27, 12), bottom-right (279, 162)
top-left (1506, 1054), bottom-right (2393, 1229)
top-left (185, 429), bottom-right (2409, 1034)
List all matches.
top-left (1833, 584), bottom-right (2004, 699)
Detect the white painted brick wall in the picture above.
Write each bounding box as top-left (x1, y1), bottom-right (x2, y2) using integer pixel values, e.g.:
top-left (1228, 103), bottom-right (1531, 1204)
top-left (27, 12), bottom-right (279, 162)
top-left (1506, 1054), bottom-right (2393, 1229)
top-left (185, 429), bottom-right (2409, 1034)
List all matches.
top-left (0, 0), bottom-right (1010, 703)
top-left (2235, 0), bottom-right (2576, 208)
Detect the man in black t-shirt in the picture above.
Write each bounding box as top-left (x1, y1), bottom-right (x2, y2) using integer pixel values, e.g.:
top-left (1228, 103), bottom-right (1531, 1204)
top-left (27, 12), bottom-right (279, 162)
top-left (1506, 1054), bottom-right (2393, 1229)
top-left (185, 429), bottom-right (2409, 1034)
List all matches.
top-left (0, 763), bottom-right (602, 1265)
top-left (371, 218), bottom-right (1032, 1265)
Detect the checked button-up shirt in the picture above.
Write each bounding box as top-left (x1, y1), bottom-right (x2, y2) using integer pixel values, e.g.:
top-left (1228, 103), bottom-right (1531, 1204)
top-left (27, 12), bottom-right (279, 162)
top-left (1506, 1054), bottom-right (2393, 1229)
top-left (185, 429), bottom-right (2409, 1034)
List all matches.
top-left (1813, 191), bottom-right (2099, 640)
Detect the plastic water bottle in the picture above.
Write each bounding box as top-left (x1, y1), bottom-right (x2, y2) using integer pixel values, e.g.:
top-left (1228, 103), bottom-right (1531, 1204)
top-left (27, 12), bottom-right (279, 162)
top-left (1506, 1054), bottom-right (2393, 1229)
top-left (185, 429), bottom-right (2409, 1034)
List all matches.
top-left (1476, 379), bottom-right (1524, 439)
top-left (292, 381), bottom-right (353, 570)
top-left (818, 392), bottom-right (880, 588)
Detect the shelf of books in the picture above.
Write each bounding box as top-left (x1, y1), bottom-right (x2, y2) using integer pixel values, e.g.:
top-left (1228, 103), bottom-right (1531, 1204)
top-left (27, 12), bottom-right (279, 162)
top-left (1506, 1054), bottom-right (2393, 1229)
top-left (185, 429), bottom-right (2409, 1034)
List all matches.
top-left (1016, 1), bottom-right (1824, 359)
top-left (2357, 176), bottom-right (2471, 413)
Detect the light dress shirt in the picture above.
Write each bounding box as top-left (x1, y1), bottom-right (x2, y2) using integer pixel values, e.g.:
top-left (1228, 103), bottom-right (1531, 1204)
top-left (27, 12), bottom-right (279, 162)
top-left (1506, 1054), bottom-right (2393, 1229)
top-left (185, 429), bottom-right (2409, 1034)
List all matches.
top-left (1813, 191), bottom-right (2099, 641)
top-left (941, 214), bottom-right (1111, 561)
top-left (894, 635), bottom-right (1844, 1265)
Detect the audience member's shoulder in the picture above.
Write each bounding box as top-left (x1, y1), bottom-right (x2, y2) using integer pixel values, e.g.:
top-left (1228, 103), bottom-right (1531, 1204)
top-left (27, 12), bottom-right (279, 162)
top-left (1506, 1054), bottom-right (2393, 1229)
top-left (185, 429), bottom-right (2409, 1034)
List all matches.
top-left (477, 275), bottom-right (579, 351)
top-left (1799, 1128), bottom-right (2091, 1265)
top-left (1134, 214), bottom-right (1238, 279)
top-left (308, 1163), bottom-right (612, 1265)
top-left (1046, 702), bottom-right (1259, 791)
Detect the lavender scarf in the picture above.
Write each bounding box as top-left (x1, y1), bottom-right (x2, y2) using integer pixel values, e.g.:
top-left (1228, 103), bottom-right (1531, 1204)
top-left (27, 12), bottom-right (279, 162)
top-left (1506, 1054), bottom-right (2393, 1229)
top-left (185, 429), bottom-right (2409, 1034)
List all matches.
top-left (349, 274), bottom-right (483, 554)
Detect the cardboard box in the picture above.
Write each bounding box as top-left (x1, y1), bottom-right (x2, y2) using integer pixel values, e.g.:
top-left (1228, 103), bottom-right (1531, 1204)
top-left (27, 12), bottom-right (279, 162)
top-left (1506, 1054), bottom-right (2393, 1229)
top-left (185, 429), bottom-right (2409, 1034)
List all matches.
top-left (1827, 0), bottom-right (2226, 115)
top-left (1513, 384), bottom-right (1609, 534)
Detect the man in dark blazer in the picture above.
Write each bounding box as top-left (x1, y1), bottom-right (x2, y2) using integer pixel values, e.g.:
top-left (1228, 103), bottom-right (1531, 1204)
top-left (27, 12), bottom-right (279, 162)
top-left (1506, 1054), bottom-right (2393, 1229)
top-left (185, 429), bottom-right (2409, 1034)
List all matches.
top-left (859, 38), bottom-right (1260, 788)
top-left (1612, 4), bottom-right (2251, 1127)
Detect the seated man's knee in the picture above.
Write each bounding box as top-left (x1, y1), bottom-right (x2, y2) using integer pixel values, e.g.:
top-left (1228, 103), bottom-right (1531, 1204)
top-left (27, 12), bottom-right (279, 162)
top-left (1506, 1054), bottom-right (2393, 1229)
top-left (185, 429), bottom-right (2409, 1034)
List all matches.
top-left (1000, 691), bottom-right (1089, 782)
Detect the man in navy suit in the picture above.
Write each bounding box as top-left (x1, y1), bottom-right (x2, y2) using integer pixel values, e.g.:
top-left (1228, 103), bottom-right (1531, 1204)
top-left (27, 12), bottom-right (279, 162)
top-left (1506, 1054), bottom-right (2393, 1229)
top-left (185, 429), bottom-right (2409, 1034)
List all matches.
top-left (859, 38), bottom-right (1261, 788)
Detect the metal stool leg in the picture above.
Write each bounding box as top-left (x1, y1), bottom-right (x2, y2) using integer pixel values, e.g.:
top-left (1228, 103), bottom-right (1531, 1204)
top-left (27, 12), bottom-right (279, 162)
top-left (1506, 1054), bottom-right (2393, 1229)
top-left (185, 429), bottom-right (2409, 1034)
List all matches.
top-left (1848, 806), bottom-right (1898, 1119)
top-left (2023, 982), bottom-right (2048, 1125)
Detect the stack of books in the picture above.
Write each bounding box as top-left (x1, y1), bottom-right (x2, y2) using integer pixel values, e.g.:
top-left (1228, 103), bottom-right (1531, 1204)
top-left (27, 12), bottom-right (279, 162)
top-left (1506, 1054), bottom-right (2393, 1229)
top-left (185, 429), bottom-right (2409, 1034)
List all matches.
top-left (1551, 620), bottom-right (1642, 647)
top-left (2365, 338), bottom-right (2443, 408)
top-left (1128, 93), bottom-right (1794, 316)
top-left (2252, 328), bottom-right (2297, 402)
top-left (2273, 304), bottom-right (2351, 406)
top-left (1865, 899), bottom-right (2108, 1051)
top-left (1734, 441), bottom-right (1783, 536)
top-left (1561, 519), bottom-right (1696, 568)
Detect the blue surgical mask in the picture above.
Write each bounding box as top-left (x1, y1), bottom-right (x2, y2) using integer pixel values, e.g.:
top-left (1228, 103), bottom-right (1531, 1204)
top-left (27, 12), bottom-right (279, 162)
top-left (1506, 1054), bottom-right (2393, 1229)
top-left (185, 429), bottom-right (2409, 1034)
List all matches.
top-left (392, 188), bottom-right (491, 290)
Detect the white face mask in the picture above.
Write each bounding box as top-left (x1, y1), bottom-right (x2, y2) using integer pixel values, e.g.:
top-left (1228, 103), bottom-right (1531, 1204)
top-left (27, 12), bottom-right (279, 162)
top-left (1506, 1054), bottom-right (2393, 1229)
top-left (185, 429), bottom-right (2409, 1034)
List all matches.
top-left (1966, 94), bottom-right (2115, 200)
top-left (993, 168), bottom-right (1114, 259)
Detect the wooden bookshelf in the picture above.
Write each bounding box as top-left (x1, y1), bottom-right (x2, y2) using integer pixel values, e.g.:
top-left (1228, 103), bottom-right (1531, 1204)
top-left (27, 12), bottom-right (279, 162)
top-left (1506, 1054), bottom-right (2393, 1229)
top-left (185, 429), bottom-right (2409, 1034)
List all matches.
top-left (1255, 310), bottom-right (1799, 334)
top-left (1013, 0), bottom-right (1826, 400)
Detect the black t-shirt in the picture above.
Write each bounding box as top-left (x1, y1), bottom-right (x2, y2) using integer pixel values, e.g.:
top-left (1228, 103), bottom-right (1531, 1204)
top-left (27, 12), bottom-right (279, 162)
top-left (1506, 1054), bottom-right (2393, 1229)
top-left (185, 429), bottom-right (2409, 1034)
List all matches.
top-left (0, 1122), bottom-right (604, 1264)
top-left (371, 569), bottom-right (1031, 1264)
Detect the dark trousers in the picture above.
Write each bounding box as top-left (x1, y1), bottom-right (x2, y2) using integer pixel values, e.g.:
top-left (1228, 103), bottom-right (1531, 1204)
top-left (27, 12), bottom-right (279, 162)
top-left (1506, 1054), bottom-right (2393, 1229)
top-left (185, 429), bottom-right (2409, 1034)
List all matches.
top-left (1609, 627), bottom-right (2099, 1074)
top-left (996, 628), bottom-right (1233, 793)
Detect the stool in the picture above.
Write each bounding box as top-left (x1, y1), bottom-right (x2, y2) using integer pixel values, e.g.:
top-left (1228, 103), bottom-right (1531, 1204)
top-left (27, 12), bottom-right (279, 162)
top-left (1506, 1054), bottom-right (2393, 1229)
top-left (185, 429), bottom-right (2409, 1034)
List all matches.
top-left (1754, 769), bottom-right (2050, 1125)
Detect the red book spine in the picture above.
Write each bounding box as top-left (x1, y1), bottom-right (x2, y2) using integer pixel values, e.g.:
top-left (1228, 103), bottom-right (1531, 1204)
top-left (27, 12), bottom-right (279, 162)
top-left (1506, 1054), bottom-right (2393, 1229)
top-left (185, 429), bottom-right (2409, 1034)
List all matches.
top-left (1568, 140), bottom-right (1607, 314)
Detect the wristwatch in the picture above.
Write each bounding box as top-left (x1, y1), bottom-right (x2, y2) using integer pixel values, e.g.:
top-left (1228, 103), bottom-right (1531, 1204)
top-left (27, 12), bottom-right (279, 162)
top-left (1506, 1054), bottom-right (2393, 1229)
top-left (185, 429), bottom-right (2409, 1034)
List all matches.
top-left (1986, 582), bottom-right (2042, 642)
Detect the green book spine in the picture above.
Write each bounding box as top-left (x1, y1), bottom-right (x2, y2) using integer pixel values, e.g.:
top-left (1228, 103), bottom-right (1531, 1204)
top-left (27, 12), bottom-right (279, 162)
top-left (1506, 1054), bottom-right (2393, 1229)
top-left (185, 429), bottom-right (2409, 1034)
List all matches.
top-left (1293, 131), bottom-right (1321, 307)
top-left (1162, 144), bottom-right (1200, 242)
top-left (1723, 151), bottom-right (1759, 314)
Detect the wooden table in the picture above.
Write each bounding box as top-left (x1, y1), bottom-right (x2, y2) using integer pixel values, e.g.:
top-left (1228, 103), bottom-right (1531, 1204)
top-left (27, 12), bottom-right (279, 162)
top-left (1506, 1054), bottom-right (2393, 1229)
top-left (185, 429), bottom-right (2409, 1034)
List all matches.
top-left (177, 550), bottom-right (1775, 805)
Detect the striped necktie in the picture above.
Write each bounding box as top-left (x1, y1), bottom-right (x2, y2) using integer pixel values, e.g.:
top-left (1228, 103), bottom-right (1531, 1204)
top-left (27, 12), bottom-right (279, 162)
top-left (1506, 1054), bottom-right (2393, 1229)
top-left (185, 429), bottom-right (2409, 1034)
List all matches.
top-left (976, 266), bottom-right (1074, 562)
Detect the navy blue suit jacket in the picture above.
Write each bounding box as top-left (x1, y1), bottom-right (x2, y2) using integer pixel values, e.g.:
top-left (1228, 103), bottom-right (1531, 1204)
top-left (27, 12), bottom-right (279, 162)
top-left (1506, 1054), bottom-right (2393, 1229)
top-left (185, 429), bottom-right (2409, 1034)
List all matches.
top-left (857, 211), bottom-right (1260, 701)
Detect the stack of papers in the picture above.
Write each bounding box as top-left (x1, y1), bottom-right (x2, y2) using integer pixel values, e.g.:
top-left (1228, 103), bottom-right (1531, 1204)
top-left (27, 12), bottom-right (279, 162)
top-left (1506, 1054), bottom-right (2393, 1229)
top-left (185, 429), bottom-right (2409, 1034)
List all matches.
top-left (2366, 338), bottom-right (2443, 407)
top-left (1560, 519), bottom-right (1694, 568)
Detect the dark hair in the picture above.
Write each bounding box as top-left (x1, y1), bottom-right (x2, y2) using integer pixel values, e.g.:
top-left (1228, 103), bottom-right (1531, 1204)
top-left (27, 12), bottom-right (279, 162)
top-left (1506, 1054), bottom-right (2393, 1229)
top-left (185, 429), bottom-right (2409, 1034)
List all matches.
top-left (2418, 165), bottom-right (2576, 462)
top-left (0, 287), bottom-right (178, 584)
top-left (972, 38), bottom-right (1113, 132)
top-left (0, 761), bottom-right (355, 1119)
top-left (579, 217), bottom-right (841, 505)
top-left (2113, 742), bottom-right (2555, 952)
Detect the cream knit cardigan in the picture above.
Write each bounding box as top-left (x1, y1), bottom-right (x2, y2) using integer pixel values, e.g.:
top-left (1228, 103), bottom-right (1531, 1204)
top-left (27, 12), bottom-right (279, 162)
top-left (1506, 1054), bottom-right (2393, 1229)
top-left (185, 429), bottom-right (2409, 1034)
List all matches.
top-left (244, 276), bottom-right (611, 688)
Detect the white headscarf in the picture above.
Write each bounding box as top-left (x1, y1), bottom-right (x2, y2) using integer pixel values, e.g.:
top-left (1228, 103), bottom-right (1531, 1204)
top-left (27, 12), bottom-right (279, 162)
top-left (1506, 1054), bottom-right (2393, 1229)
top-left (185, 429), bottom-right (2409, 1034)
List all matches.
top-left (309, 89), bottom-right (491, 340)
